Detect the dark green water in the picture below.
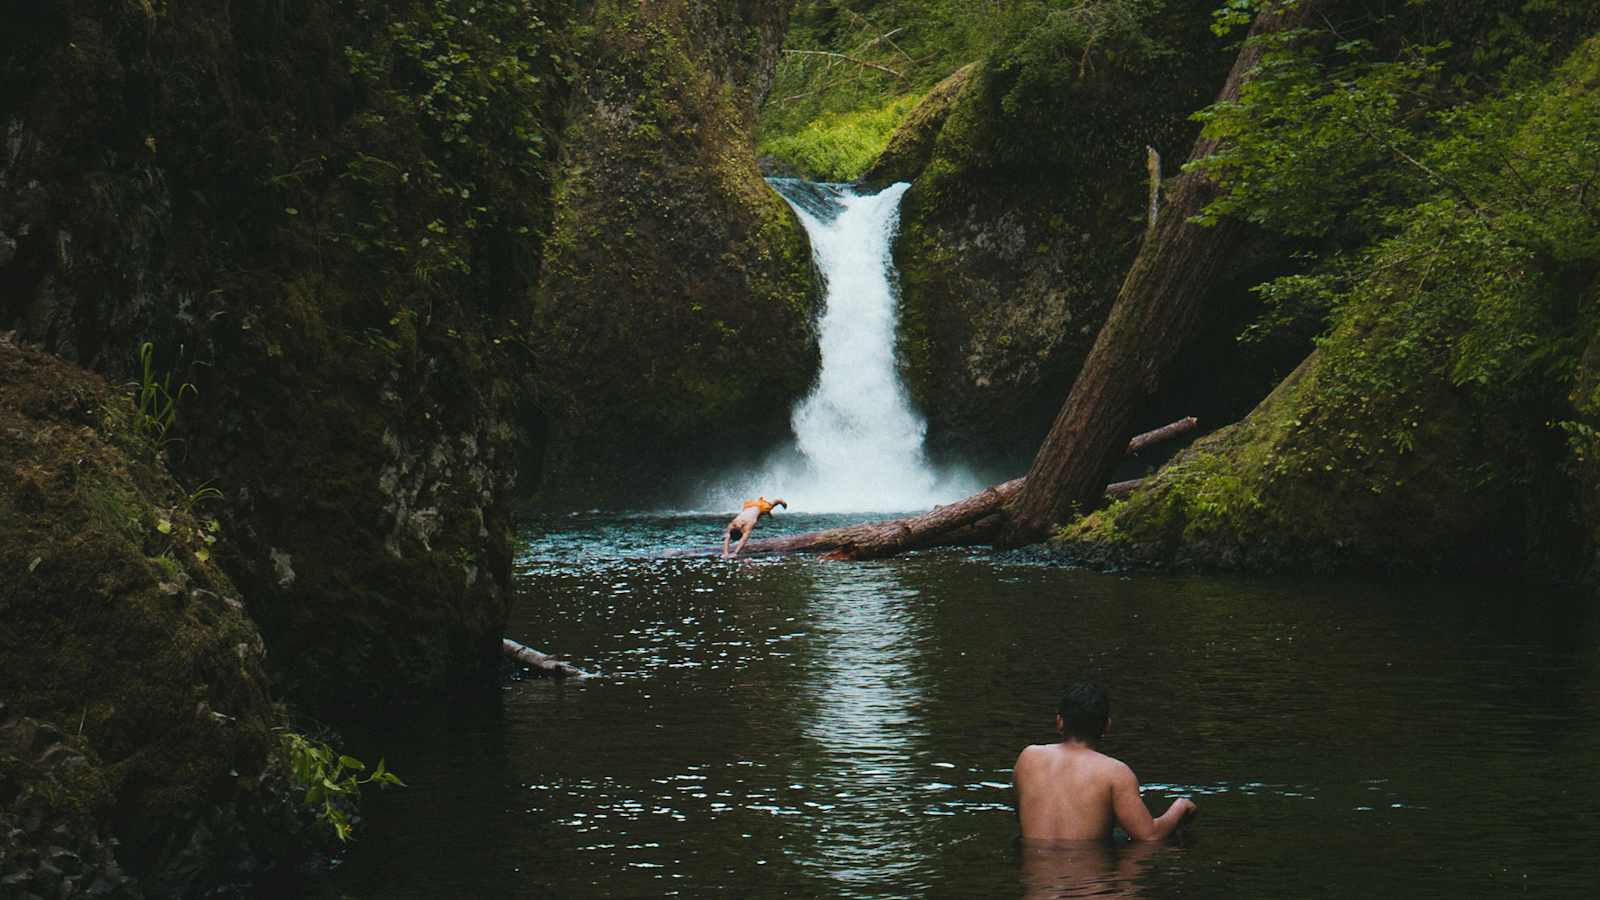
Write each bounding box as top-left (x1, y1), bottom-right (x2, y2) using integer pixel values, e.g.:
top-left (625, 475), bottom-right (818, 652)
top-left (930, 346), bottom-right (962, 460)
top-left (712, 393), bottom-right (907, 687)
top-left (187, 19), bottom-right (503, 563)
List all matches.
top-left (326, 513), bottom-right (1600, 898)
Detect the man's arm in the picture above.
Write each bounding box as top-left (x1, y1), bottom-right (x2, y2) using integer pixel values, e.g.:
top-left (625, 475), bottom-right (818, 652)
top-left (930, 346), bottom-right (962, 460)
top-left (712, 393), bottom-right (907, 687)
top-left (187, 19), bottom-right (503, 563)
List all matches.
top-left (1110, 764), bottom-right (1194, 841)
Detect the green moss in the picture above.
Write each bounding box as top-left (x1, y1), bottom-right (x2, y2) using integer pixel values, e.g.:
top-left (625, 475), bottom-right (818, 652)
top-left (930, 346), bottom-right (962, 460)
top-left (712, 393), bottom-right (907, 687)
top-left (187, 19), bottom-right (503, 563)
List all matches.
top-left (2, 341), bottom-right (287, 884)
top-left (860, 63), bottom-right (976, 185)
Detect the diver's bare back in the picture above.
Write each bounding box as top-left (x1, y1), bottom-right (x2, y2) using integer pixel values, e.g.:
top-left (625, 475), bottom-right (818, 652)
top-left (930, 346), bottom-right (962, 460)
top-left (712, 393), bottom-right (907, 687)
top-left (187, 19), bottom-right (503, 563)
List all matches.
top-left (1014, 742), bottom-right (1191, 842)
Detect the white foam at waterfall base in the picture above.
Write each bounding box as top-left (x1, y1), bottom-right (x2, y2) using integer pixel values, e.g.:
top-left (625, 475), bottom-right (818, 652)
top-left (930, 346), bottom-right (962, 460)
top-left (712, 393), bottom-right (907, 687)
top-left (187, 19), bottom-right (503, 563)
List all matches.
top-left (698, 180), bottom-right (980, 515)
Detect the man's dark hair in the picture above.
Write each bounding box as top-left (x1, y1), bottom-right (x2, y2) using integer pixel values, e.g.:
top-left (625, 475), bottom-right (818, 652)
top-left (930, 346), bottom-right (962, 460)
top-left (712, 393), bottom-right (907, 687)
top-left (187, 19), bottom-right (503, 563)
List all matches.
top-left (1058, 683), bottom-right (1110, 742)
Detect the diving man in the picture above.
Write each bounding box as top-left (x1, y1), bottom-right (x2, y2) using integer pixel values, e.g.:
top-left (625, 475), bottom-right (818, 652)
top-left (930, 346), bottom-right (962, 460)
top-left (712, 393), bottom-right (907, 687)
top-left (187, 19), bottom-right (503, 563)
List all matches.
top-left (722, 496), bottom-right (786, 559)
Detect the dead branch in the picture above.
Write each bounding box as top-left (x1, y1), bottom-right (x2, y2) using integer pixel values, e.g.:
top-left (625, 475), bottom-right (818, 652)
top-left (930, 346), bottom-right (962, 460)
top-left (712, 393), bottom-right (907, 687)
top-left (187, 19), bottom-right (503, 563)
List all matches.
top-left (503, 638), bottom-right (589, 678)
top-left (781, 50), bottom-right (906, 80)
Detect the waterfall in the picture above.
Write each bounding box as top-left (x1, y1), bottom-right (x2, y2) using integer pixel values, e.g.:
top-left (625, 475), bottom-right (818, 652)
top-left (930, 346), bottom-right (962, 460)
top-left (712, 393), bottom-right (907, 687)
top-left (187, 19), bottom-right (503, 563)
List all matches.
top-left (701, 179), bottom-right (978, 514)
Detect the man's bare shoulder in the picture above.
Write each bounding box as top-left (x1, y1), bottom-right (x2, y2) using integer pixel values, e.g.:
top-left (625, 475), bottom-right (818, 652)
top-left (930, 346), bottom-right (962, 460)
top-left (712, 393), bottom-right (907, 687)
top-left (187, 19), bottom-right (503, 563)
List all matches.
top-left (1092, 752), bottom-right (1139, 784)
top-left (1014, 743), bottom-right (1050, 767)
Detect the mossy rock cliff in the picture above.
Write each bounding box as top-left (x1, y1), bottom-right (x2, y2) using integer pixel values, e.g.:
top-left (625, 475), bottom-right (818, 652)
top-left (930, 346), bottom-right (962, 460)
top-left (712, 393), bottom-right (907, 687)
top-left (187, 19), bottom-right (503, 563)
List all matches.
top-left (0, 0), bottom-right (577, 713)
top-left (0, 340), bottom-right (305, 895)
top-left (887, 1), bottom-right (1230, 467)
top-left (530, 0), bottom-right (821, 503)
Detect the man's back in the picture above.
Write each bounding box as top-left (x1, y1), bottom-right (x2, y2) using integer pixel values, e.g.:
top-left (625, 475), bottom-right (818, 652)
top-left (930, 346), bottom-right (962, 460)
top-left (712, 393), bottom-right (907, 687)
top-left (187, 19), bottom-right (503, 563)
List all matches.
top-left (1014, 740), bottom-right (1194, 843)
top-left (1014, 742), bottom-right (1126, 841)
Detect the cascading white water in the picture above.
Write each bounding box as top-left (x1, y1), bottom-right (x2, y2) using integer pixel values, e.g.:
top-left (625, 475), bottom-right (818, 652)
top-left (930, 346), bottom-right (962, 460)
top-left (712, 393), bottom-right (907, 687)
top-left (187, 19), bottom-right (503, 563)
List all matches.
top-left (702, 179), bottom-right (978, 514)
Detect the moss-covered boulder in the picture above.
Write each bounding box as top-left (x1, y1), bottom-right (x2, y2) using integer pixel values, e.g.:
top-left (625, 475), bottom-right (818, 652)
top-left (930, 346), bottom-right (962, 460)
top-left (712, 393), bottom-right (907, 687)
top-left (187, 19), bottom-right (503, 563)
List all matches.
top-left (1053, 348), bottom-right (1544, 573)
top-left (1, 339), bottom-right (300, 895)
top-left (0, 0), bottom-right (578, 713)
top-left (529, 0), bottom-right (820, 503)
top-left (861, 63), bottom-right (975, 187)
top-left (888, 2), bottom-right (1230, 466)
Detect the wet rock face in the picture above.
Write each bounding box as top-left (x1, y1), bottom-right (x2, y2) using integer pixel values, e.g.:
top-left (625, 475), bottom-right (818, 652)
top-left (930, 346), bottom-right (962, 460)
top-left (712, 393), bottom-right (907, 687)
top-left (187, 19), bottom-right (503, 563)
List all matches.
top-left (529, 0), bottom-right (821, 504)
top-left (884, 2), bottom-right (1228, 468)
top-left (0, 341), bottom-right (301, 894)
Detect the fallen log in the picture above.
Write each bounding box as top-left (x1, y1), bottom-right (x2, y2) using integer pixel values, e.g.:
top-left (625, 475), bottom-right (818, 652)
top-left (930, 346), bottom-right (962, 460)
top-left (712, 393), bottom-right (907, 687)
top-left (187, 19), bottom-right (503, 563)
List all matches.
top-left (502, 638), bottom-right (589, 678)
top-left (678, 417), bottom-right (1196, 560)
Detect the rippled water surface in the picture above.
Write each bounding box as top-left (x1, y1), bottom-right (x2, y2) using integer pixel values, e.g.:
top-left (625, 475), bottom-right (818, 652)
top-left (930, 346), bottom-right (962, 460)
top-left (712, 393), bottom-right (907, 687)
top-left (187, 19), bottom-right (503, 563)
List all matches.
top-left (325, 513), bottom-right (1600, 898)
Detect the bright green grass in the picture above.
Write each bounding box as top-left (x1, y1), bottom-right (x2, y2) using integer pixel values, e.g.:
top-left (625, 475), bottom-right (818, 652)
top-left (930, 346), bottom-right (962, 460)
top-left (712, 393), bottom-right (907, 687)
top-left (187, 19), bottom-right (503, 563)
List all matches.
top-left (758, 93), bottom-right (923, 181)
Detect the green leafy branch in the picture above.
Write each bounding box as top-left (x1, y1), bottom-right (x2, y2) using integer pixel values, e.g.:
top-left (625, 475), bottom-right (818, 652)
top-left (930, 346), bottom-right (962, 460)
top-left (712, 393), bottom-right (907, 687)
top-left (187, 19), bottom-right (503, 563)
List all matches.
top-left (280, 731), bottom-right (406, 842)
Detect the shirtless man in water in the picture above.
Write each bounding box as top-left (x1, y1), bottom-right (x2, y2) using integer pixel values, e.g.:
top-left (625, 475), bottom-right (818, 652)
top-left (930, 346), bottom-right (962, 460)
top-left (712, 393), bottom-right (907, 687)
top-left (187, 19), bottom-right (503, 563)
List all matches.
top-left (1014, 683), bottom-right (1196, 842)
top-left (722, 496), bottom-right (786, 559)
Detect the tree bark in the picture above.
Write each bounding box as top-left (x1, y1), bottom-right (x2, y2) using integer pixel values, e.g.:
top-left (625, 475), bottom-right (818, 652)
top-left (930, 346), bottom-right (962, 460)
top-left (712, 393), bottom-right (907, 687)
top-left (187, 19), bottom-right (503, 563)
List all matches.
top-left (1001, 1), bottom-right (1325, 545)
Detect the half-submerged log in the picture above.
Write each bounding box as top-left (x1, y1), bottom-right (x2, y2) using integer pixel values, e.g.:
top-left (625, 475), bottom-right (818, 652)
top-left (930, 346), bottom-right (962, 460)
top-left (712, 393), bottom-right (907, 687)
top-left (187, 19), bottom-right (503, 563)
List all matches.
top-left (1001, 1), bottom-right (1325, 545)
top-left (502, 638), bottom-right (589, 678)
top-left (686, 417), bottom-right (1197, 560)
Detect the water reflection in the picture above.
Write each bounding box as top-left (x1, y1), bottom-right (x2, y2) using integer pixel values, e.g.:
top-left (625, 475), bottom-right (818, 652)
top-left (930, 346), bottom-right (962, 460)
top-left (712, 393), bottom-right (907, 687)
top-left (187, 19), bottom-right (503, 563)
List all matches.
top-left (1018, 840), bottom-right (1162, 899)
top-left (794, 562), bottom-right (932, 893)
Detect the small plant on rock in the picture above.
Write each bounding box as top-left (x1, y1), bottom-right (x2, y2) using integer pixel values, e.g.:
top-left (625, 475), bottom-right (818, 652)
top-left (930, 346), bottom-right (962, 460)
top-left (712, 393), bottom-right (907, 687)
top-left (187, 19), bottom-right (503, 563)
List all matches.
top-left (279, 730), bottom-right (405, 842)
top-left (132, 341), bottom-right (195, 441)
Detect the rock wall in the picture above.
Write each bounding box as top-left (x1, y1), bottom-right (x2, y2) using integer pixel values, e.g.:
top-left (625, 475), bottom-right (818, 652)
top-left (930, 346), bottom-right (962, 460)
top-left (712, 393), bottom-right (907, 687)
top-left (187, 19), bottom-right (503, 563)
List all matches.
top-left (529, 0), bottom-right (821, 503)
top-left (0, 0), bottom-right (576, 715)
top-left (1, 340), bottom-right (304, 895)
top-left (884, 1), bottom-right (1231, 467)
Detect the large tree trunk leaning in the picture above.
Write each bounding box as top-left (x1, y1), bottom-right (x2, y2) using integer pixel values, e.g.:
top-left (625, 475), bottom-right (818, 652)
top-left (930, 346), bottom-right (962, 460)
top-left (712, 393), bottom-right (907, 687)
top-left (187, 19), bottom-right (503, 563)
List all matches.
top-left (680, 417), bottom-right (1197, 560)
top-left (1000, 0), bottom-right (1325, 545)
